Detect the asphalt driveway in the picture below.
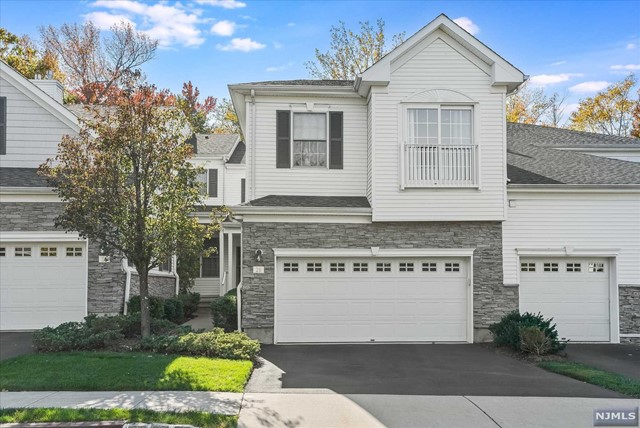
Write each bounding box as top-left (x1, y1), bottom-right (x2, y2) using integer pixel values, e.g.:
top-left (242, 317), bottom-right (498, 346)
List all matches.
top-left (247, 344), bottom-right (623, 397)
top-left (0, 332), bottom-right (34, 361)
top-left (566, 343), bottom-right (640, 380)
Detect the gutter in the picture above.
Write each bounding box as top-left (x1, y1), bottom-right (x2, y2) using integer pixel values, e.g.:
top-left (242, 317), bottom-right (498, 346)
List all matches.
top-left (508, 184), bottom-right (640, 192)
top-left (121, 257), bottom-right (134, 315)
top-left (172, 254), bottom-right (180, 295)
top-left (232, 206), bottom-right (373, 215)
top-left (0, 186), bottom-right (55, 194)
top-left (237, 280), bottom-right (243, 332)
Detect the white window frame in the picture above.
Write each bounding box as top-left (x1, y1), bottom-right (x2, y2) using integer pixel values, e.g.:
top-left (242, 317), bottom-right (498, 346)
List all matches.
top-left (400, 103), bottom-right (479, 189)
top-left (290, 111), bottom-right (330, 169)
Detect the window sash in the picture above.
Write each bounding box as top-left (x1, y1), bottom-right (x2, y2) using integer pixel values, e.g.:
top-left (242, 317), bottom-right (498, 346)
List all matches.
top-left (292, 113), bottom-right (328, 167)
top-left (407, 106), bottom-right (473, 146)
top-left (200, 237), bottom-right (220, 278)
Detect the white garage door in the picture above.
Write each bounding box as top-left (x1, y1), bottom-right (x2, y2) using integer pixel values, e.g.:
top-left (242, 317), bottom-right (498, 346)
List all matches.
top-left (519, 258), bottom-right (610, 342)
top-left (276, 257), bottom-right (469, 343)
top-left (0, 241), bottom-right (87, 330)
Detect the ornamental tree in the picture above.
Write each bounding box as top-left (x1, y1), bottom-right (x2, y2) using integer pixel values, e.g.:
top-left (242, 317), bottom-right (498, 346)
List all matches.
top-left (40, 76), bottom-right (213, 337)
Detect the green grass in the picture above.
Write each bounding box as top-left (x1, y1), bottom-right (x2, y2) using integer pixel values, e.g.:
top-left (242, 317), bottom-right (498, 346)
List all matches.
top-left (538, 361), bottom-right (640, 398)
top-left (0, 408), bottom-right (236, 428)
top-left (0, 352), bottom-right (252, 392)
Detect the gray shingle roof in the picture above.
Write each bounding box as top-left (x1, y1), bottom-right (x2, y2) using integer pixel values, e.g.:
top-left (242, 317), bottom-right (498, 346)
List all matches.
top-left (506, 123), bottom-right (640, 185)
top-left (65, 104), bottom-right (114, 122)
top-left (0, 168), bottom-right (50, 187)
top-left (245, 195), bottom-right (371, 208)
top-left (227, 141), bottom-right (246, 164)
top-left (235, 80), bottom-right (354, 87)
top-left (192, 134), bottom-right (240, 157)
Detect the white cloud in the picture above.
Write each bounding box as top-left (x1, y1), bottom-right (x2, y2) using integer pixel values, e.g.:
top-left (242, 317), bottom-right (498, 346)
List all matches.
top-left (626, 43), bottom-right (636, 50)
top-left (610, 64), bottom-right (640, 71)
top-left (194, 0), bottom-right (246, 9)
top-left (216, 37), bottom-right (266, 52)
top-left (287, 22), bottom-right (296, 27)
top-left (90, 1), bottom-right (205, 47)
top-left (550, 60), bottom-right (567, 66)
top-left (569, 81), bottom-right (611, 93)
top-left (265, 61), bottom-right (294, 72)
top-left (84, 11), bottom-right (136, 29)
top-left (211, 20), bottom-right (236, 36)
top-left (529, 73), bottom-right (583, 86)
top-left (453, 17), bottom-right (479, 35)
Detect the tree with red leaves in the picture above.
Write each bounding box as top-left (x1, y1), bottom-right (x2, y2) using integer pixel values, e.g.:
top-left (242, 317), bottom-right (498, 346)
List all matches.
top-left (176, 81), bottom-right (217, 133)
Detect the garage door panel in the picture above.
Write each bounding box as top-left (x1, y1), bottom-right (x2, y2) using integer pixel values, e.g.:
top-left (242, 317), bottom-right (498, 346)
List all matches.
top-left (520, 258), bottom-right (610, 342)
top-left (276, 257), bottom-right (469, 343)
top-left (0, 241), bottom-right (87, 330)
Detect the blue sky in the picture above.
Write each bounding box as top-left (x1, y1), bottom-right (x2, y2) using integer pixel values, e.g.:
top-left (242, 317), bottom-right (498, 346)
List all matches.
top-left (2, 0), bottom-right (639, 119)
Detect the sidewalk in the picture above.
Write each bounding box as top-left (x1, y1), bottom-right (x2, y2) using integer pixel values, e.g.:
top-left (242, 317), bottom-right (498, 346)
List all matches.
top-left (1, 391), bottom-right (638, 428)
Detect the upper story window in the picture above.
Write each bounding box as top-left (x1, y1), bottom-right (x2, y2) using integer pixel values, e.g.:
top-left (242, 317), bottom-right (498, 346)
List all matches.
top-left (276, 110), bottom-right (343, 170)
top-left (293, 113), bottom-right (327, 167)
top-left (199, 236), bottom-right (219, 278)
top-left (403, 105), bottom-right (476, 188)
top-left (197, 169), bottom-right (218, 198)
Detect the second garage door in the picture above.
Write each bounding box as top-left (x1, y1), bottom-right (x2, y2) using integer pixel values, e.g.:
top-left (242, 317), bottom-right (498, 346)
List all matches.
top-left (276, 257), bottom-right (470, 343)
top-left (519, 258), bottom-right (611, 342)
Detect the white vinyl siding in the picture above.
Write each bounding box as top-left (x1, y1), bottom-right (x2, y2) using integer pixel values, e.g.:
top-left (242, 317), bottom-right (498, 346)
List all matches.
top-left (223, 166), bottom-right (245, 206)
top-left (189, 158), bottom-right (246, 207)
top-left (503, 191), bottom-right (640, 287)
top-left (246, 96), bottom-right (368, 199)
top-left (0, 76), bottom-right (77, 168)
top-left (371, 32), bottom-right (507, 221)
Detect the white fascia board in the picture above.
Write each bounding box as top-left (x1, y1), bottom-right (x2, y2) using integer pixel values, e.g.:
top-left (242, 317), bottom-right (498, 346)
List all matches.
top-left (228, 85), bottom-right (248, 138)
top-left (0, 231), bottom-right (83, 242)
top-left (553, 146), bottom-right (640, 151)
top-left (273, 247), bottom-right (476, 258)
top-left (232, 206), bottom-right (372, 216)
top-left (507, 185), bottom-right (640, 193)
top-left (1, 61), bottom-right (80, 132)
top-left (0, 187), bottom-right (55, 194)
top-left (516, 247), bottom-right (621, 257)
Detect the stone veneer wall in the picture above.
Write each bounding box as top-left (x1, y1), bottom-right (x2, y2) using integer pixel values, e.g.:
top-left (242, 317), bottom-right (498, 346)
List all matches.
top-left (129, 273), bottom-right (177, 300)
top-left (241, 221), bottom-right (515, 343)
top-left (0, 202), bottom-right (175, 315)
top-left (619, 286), bottom-right (640, 344)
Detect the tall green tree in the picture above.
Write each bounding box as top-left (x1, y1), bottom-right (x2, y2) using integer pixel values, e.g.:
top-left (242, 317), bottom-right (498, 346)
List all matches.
top-left (0, 28), bottom-right (62, 80)
top-left (305, 19), bottom-right (405, 80)
top-left (39, 75), bottom-right (211, 337)
top-left (506, 82), bottom-right (565, 126)
top-left (212, 98), bottom-right (242, 137)
top-left (570, 74), bottom-right (638, 136)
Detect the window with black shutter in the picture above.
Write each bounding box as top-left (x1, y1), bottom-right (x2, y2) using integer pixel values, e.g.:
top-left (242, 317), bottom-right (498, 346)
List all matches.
top-left (208, 169), bottom-right (218, 198)
top-left (276, 110), bottom-right (291, 168)
top-left (241, 178), bottom-right (246, 203)
top-left (0, 97), bottom-right (6, 155)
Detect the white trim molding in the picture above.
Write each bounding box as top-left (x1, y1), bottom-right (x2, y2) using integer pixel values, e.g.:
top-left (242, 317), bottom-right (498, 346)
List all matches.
top-left (516, 247), bottom-right (621, 257)
top-left (0, 231), bottom-right (83, 242)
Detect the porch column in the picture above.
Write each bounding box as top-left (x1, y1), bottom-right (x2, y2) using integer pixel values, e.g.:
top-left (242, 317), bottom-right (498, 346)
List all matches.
top-left (227, 232), bottom-right (234, 293)
top-left (219, 231), bottom-right (225, 296)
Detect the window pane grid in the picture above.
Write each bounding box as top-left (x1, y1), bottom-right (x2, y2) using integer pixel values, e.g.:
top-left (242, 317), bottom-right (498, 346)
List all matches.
top-left (353, 262), bottom-right (368, 272)
top-left (293, 113), bottom-right (327, 167)
top-left (330, 262), bottom-right (345, 272)
top-left (40, 247), bottom-right (57, 257)
top-left (376, 262), bottom-right (391, 272)
top-left (422, 262), bottom-right (437, 272)
top-left (284, 262), bottom-right (298, 272)
top-left (307, 262), bottom-right (322, 272)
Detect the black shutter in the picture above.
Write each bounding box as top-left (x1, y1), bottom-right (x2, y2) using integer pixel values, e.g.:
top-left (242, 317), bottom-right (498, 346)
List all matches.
top-left (241, 178), bottom-right (246, 203)
top-left (0, 97), bottom-right (6, 155)
top-left (208, 169), bottom-right (218, 197)
top-left (329, 111), bottom-right (343, 169)
top-left (276, 110), bottom-right (291, 168)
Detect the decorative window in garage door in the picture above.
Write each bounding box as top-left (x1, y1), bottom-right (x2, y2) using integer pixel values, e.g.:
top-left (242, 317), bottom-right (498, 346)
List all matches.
top-left (284, 262), bottom-right (298, 272)
top-left (376, 262), bottom-right (391, 272)
top-left (589, 262), bottom-right (605, 273)
top-left (566, 263), bottom-right (581, 272)
top-left (307, 262), bottom-right (322, 272)
top-left (422, 262), bottom-right (437, 272)
top-left (0, 247), bottom-right (5, 257)
top-left (399, 262), bottom-right (414, 272)
top-left (66, 247), bottom-right (83, 257)
top-left (15, 247), bottom-right (32, 257)
top-left (330, 262), bottom-right (345, 272)
top-left (521, 262), bottom-right (536, 272)
top-left (40, 247), bottom-right (57, 257)
top-left (543, 262), bottom-right (558, 272)
top-left (445, 262), bottom-right (460, 272)
top-left (353, 262), bottom-right (368, 272)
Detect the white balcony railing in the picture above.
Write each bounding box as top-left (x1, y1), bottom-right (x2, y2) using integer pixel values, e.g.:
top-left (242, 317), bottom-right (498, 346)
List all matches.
top-left (404, 144), bottom-right (478, 187)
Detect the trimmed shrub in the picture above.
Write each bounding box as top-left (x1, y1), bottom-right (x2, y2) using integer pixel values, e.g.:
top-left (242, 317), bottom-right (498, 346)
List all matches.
top-left (163, 298), bottom-right (185, 324)
top-left (33, 321), bottom-right (122, 352)
top-left (127, 295), bottom-right (165, 319)
top-left (489, 311), bottom-right (565, 354)
top-left (138, 328), bottom-right (260, 360)
top-left (178, 292), bottom-right (201, 319)
top-left (211, 294), bottom-right (237, 332)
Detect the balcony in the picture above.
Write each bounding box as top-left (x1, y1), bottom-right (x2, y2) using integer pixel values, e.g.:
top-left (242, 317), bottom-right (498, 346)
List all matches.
top-left (403, 144), bottom-right (478, 187)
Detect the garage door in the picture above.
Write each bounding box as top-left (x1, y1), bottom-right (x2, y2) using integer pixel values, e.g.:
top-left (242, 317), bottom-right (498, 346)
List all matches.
top-left (519, 258), bottom-right (610, 342)
top-left (0, 241), bottom-right (87, 330)
top-left (276, 257), bottom-right (469, 343)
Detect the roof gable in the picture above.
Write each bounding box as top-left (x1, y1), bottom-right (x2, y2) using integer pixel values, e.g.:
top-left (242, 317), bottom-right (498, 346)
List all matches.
top-left (0, 61), bottom-right (79, 133)
top-left (356, 14), bottom-right (525, 96)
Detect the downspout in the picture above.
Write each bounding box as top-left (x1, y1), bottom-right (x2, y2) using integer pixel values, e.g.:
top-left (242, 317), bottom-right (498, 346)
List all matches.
top-left (250, 89), bottom-right (256, 200)
top-left (172, 254), bottom-right (180, 295)
top-left (121, 257), bottom-right (134, 314)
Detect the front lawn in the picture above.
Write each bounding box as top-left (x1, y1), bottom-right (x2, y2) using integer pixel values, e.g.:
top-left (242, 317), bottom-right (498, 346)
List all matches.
top-left (0, 408), bottom-right (236, 428)
top-left (538, 361), bottom-right (640, 398)
top-left (0, 352), bottom-right (252, 392)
